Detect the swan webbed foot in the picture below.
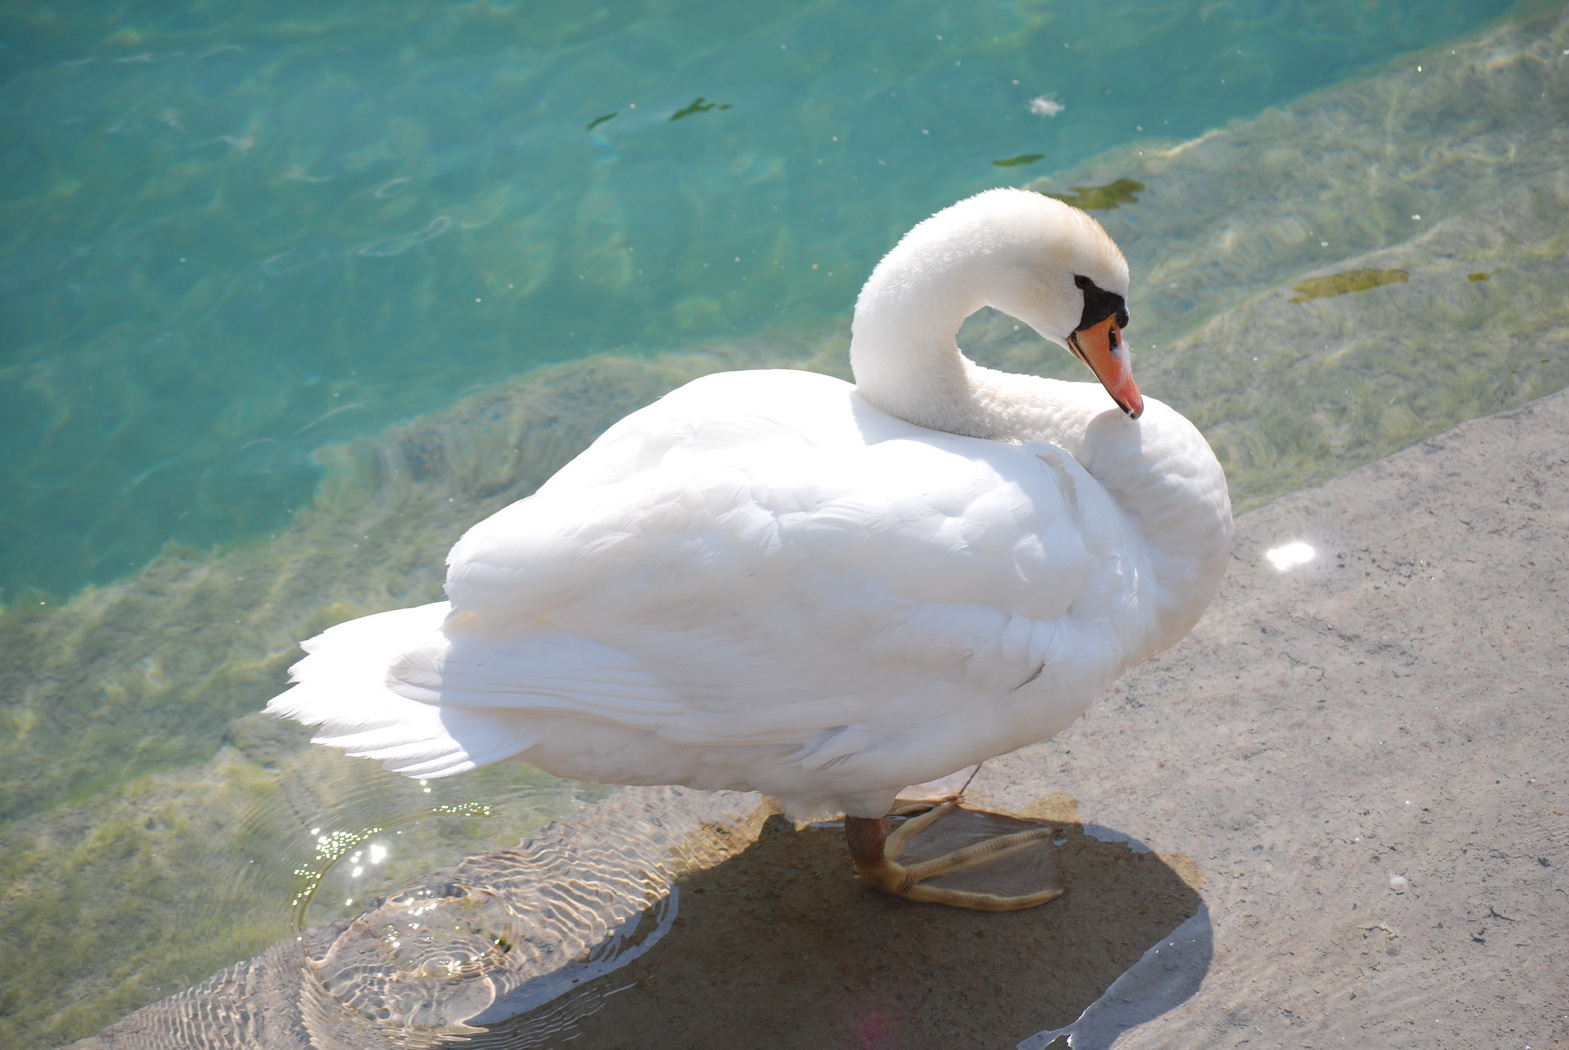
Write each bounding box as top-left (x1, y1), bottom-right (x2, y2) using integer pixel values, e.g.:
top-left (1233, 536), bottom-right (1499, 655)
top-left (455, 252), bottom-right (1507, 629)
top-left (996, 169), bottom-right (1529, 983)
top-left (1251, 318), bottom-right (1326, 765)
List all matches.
top-left (845, 799), bottom-right (1065, 911)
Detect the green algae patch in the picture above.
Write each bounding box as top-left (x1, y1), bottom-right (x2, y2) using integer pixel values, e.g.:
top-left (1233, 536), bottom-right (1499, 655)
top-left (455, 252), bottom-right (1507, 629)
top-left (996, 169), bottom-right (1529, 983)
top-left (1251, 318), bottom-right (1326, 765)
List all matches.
top-left (670, 97), bottom-right (731, 120)
top-left (1040, 178), bottom-right (1145, 210)
top-left (1288, 267), bottom-right (1409, 304)
top-left (1468, 271), bottom-right (1494, 281)
top-left (993, 153), bottom-right (1046, 168)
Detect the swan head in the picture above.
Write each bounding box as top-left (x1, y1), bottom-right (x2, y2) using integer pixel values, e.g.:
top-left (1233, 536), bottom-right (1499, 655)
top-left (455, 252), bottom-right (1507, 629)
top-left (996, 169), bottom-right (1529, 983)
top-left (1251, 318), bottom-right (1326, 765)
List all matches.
top-left (852, 187), bottom-right (1143, 424)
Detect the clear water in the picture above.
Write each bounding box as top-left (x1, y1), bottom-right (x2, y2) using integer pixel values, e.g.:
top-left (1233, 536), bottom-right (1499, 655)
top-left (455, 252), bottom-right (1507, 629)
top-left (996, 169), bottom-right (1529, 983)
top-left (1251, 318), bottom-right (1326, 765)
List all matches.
top-left (2, 1), bottom-right (1560, 1047)
top-left (0, 0), bottom-right (1512, 601)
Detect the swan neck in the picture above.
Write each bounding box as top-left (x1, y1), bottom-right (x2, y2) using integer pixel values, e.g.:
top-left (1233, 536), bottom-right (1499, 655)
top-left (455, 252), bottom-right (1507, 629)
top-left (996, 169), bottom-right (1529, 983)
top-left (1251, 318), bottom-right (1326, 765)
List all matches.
top-left (849, 263), bottom-right (991, 437)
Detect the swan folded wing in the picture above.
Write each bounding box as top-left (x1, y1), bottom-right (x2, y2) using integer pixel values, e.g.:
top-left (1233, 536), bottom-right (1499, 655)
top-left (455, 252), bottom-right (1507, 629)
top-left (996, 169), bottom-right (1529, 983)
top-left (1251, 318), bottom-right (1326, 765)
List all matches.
top-left (275, 430), bottom-right (1132, 781)
top-left (778, 437), bottom-right (1111, 619)
top-left (386, 623), bottom-right (685, 726)
top-left (441, 434), bottom-right (1128, 753)
top-left (441, 370), bottom-right (901, 620)
top-left (530, 370), bottom-right (868, 494)
top-left (444, 466), bottom-right (763, 618)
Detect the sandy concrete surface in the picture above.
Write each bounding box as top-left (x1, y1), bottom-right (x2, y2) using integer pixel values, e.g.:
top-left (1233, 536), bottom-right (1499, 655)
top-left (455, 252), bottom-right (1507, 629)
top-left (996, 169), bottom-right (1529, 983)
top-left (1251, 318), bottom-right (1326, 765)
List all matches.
top-left (977, 386), bottom-right (1569, 1049)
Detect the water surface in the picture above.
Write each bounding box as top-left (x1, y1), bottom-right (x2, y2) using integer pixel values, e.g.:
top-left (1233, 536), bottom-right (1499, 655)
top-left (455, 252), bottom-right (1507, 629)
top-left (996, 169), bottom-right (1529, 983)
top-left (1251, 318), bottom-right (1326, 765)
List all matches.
top-left (1, 0), bottom-right (1515, 599)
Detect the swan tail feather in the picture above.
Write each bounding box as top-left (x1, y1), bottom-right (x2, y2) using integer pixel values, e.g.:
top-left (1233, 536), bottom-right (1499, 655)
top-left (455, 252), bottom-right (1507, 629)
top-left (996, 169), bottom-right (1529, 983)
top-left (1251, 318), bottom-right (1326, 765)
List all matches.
top-left (266, 602), bottom-right (536, 779)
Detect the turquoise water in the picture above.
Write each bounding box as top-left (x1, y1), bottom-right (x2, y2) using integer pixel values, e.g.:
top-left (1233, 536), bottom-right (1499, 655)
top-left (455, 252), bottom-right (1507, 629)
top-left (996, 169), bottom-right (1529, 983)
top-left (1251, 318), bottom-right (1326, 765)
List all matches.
top-left (0, 0), bottom-right (1513, 602)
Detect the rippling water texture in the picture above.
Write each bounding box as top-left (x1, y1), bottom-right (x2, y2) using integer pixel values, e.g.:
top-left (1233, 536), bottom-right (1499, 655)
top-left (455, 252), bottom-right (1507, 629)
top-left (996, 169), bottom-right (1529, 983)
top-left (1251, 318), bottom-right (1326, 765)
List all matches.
top-left (2, 1), bottom-right (1566, 1048)
top-left (1, 0), bottom-right (1513, 599)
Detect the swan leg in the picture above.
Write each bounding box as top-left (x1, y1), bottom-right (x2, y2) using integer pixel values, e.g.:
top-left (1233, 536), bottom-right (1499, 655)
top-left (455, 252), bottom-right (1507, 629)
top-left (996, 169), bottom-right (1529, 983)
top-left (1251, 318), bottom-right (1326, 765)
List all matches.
top-left (844, 799), bottom-right (1065, 911)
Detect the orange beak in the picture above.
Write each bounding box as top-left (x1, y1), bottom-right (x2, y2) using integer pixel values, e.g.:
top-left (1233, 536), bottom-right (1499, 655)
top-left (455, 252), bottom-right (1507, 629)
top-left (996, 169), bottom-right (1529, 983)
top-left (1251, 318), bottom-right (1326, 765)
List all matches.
top-left (1067, 314), bottom-right (1143, 419)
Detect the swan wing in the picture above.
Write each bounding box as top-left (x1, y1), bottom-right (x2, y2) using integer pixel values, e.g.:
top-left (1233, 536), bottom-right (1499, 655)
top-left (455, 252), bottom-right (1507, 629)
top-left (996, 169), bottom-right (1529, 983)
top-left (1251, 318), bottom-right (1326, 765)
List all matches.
top-left (275, 371), bottom-right (1139, 797)
top-left (440, 387), bottom-right (1129, 748)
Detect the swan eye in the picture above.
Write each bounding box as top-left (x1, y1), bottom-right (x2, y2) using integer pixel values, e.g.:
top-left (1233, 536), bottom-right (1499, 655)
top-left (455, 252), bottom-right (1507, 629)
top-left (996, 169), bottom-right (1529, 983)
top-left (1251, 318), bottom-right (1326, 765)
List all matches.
top-left (1072, 275), bottom-right (1129, 335)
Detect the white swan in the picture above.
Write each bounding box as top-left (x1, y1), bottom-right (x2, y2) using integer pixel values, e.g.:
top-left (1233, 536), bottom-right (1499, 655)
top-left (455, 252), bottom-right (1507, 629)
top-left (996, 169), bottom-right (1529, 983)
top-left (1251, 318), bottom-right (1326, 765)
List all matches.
top-left (268, 187), bottom-right (1232, 909)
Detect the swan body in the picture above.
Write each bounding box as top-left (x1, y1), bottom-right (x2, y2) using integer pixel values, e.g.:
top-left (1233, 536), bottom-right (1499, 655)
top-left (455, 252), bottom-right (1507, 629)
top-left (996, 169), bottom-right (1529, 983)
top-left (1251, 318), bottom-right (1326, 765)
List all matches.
top-left (268, 188), bottom-right (1232, 829)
